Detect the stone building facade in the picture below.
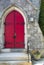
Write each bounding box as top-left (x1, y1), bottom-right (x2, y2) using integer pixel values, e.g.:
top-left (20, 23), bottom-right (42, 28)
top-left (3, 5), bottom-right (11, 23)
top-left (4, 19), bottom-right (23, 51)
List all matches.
top-left (0, 0), bottom-right (43, 50)
top-left (0, 0), bottom-right (43, 63)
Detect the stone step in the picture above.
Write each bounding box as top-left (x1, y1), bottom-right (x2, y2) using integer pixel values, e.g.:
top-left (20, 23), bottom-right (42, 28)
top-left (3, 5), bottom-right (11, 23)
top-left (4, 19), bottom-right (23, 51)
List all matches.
top-left (0, 52), bottom-right (31, 61)
top-left (1, 49), bottom-right (26, 53)
top-left (0, 61), bottom-right (32, 65)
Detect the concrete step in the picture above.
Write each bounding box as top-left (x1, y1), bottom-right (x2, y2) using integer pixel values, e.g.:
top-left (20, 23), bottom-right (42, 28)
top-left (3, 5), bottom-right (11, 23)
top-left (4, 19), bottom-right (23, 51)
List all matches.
top-left (1, 49), bottom-right (26, 53)
top-left (0, 52), bottom-right (31, 61)
top-left (0, 61), bottom-right (32, 65)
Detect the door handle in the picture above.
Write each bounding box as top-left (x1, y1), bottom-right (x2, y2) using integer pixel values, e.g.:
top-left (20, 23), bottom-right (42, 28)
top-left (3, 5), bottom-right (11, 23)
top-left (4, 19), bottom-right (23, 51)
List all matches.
top-left (13, 33), bottom-right (16, 38)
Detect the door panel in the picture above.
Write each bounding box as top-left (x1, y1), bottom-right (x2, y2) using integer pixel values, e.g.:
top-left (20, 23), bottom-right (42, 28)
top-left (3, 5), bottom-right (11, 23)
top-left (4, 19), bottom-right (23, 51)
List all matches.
top-left (15, 11), bottom-right (24, 48)
top-left (4, 11), bottom-right (15, 48)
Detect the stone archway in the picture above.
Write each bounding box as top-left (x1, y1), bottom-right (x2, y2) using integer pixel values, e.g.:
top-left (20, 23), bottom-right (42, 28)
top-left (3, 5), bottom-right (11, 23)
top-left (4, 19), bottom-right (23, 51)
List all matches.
top-left (1, 5), bottom-right (28, 50)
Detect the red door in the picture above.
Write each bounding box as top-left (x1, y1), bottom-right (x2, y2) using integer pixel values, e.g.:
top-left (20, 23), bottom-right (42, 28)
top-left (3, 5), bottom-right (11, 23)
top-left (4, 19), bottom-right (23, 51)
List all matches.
top-left (4, 10), bottom-right (25, 48)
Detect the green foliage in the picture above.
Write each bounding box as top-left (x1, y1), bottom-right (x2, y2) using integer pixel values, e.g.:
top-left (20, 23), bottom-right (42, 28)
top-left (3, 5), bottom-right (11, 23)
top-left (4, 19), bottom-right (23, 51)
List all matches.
top-left (39, 0), bottom-right (44, 36)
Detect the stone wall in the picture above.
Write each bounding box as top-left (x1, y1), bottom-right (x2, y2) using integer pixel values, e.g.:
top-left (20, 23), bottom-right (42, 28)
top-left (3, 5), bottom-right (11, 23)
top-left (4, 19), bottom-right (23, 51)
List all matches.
top-left (32, 0), bottom-right (41, 8)
top-left (0, 0), bottom-right (43, 51)
top-left (28, 22), bottom-right (44, 50)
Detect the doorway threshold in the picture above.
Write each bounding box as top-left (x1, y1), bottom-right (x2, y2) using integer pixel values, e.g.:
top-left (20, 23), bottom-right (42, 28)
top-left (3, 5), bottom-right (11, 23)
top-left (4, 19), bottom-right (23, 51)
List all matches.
top-left (1, 48), bottom-right (26, 53)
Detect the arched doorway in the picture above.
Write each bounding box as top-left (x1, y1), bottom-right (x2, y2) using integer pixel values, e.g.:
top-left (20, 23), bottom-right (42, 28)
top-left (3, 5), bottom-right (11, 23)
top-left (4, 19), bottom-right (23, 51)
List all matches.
top-left (2, 6), bottom-right (28, 50)
top-left (4, 10), bottom-right (25, 48)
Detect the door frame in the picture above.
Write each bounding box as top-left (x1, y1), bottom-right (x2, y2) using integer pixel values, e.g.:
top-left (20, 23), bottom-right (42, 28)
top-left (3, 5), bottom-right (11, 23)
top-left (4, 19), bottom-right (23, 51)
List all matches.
top-left (1, 5), bottom-right (28, 51)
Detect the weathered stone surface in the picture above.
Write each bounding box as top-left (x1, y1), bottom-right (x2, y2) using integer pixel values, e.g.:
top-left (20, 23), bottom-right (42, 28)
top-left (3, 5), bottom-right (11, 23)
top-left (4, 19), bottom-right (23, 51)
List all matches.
top-left (0, 0), bottom-right (43, 54)
top-left (27, 22), bottom-right (44, 50)
top-left (0, 0), bottom-right (10, 11)
top-left (32, 0), bottom-right (41, 8)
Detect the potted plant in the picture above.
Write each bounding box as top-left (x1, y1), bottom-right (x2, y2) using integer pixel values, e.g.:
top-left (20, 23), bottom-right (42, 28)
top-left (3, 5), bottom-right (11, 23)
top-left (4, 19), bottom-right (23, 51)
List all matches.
top-left (31, 50), bottom-right (41, 60)
top-left (32, 50), bottom-right (41, 60)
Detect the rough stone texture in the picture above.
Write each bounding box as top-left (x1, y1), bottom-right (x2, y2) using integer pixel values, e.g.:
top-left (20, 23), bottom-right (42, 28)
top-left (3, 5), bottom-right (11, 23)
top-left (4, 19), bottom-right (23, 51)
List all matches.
top-left (32, 0), bottom-right (41, 8)
top-left (28, 22), bottom-right (44, 50)
top-left (0, 0), bottom-right (43, 52)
